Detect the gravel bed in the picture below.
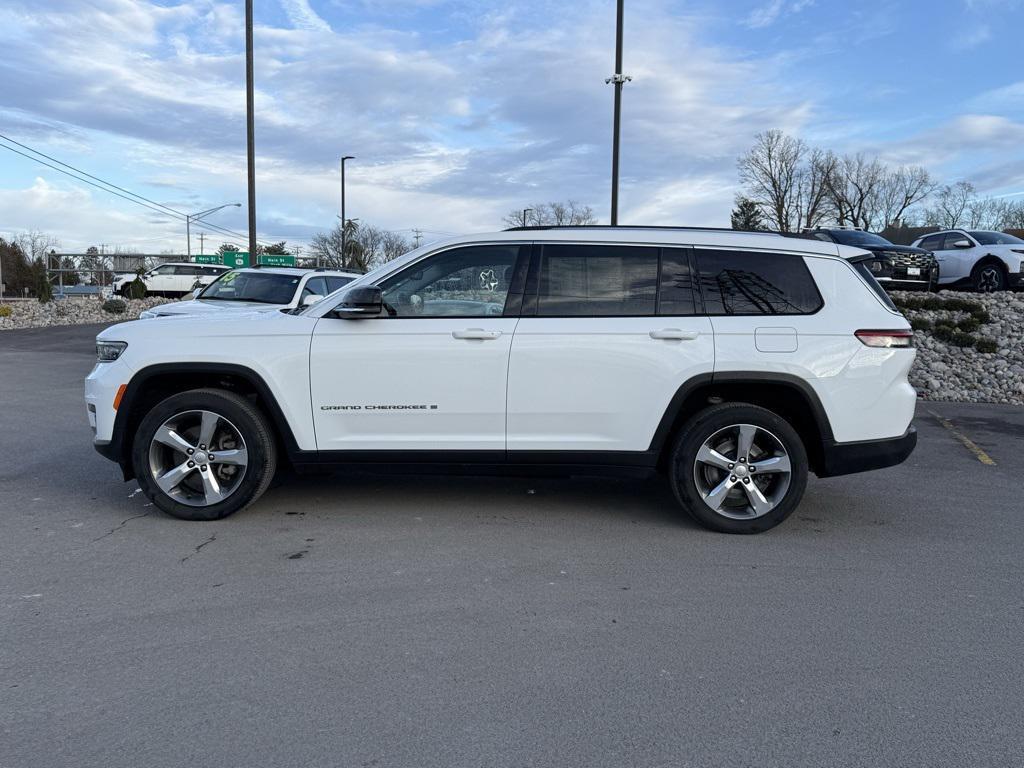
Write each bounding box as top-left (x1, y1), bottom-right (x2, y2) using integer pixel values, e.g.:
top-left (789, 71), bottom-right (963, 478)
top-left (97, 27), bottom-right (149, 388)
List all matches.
top-left (891, 290), bottom-right (1024, 405)
top-left (0, 297), bottom-right (176, 330)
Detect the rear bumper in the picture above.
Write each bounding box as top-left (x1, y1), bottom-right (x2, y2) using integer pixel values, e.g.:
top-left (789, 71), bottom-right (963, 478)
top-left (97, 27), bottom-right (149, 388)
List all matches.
top-left (816, 426), bottom-right (917, 478)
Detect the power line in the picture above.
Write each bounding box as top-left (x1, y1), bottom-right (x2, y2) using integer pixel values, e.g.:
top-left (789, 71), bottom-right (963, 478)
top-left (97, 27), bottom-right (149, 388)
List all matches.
top-left (0, 133), bottom-right (275, 247)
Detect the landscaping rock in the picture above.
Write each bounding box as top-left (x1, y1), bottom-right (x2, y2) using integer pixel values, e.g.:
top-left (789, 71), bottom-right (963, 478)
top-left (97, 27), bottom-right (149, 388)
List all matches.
top-left (0, 297), bottom-right (176, 331)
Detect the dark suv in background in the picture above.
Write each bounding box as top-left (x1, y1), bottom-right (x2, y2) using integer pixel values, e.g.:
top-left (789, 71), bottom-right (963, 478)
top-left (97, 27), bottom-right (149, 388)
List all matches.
top-left (800, 228), bottom-right (938, 290)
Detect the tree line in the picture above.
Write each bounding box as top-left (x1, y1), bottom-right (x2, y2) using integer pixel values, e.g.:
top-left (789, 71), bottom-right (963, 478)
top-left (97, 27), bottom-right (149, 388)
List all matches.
top-left (733, 129), bottom-right (1024, 233)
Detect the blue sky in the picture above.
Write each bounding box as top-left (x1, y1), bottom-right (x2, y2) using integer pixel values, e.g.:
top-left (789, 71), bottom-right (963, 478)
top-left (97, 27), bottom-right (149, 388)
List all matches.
top-left (2, 0), bottom-right (1023, 253)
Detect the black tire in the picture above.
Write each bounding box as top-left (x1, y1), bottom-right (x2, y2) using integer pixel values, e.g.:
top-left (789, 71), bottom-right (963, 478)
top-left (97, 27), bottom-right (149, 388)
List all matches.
top-left (971, 261), bottom-right (1006, 293)
top-left (132, 388), bottom-right (277, 521)
top-left (669, 403), bottom-right (808, 534)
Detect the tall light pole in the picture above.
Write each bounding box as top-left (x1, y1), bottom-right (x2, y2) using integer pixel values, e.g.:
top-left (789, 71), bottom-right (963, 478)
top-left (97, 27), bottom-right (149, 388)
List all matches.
top-left (186, 203), bottom-right (241, 258)
top-left (521, 207), bottom-right (533, 227)
top-left (340, 155), bottom-right (354, 265)
top-left (245, 0), bottom-right (257, 259)
top-left (605, 0), bottom-right (631, 226)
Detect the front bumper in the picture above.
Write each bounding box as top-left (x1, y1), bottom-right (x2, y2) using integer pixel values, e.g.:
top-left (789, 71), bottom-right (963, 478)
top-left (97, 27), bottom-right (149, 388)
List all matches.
top-left (817, 426), bottom-right (917, 478)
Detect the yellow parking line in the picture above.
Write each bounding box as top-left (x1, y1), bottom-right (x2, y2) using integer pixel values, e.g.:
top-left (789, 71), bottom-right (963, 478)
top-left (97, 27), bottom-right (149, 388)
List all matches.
top-left (929, 410), bottom-right (997, 466)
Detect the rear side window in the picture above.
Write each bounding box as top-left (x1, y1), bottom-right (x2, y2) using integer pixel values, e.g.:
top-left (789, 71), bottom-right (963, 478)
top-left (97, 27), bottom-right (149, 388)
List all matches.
top-left (658, 248), bottom-right (697, 316)
top-left (537, 245), bottom-right (658, 316)
top-left (694, 249), bottom-right (822, 315)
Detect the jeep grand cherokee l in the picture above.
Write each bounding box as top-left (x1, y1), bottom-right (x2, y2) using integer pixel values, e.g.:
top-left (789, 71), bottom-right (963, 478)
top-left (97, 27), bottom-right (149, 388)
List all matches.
top-left (86, 227), bottom-right (917, 534)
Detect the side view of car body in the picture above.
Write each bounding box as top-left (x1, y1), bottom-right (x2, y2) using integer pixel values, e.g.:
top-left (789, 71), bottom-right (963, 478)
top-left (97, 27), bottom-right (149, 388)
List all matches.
top-left (111, 263), bottom-right (230, 298)
top-left (800, 228), bottom-right (938, 290)
top-left (912, 229), bottom-right (1024, 292)
top-left (86, 227), bottom-right (917, 534)
top-left (138, 267), bottom-right (360, 319)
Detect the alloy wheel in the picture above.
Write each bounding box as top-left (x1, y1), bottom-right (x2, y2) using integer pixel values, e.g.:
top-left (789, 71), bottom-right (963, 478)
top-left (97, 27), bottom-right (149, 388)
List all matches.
top-left (692, 423), bottom-right (792, 520)
top-left (977, 266), bottom-right (1002, 292)
top-left (147, 409), bottom-right (249, 507)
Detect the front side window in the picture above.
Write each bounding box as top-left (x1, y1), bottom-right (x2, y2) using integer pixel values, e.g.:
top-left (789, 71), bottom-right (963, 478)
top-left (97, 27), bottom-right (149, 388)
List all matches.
top-left (325, 276), bottom-right (355, 293)
top-left (695, 249), bottom-right (822, 315)
top-left (942, 232), bottom-right (972, 250)
top-left (379, 245), bottom-right (524, 317)
top-left (536, 244), bottom-right (658, 316)
top-left (918, 235), bottom-right (942, 251)
top-left (301, 276), bottom-right (328, 299)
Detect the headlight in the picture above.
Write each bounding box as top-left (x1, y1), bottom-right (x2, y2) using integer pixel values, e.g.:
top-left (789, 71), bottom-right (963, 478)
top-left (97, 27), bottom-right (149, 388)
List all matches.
top-left (96, 340), bottom-right (127, 362)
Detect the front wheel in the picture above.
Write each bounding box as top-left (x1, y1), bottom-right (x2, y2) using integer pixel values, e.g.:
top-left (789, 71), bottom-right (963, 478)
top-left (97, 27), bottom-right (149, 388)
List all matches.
top-left (132, 389), bottom-right (277, 520)
top-left (669, 404), bottom-right (808, 534)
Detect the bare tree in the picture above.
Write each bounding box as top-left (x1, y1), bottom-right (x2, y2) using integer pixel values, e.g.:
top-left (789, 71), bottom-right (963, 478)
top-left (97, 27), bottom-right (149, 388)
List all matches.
top-left (923, 182), bottom-right (976, 229)
top-left (310, 222), bottom-right (411, 272)
top-left (876, 166), bottom-right (936, 229)
top-left (737, 130), bottom-right (806, 232)
top-left (502, 200), bottom-right (597, 228)
top-left (823, 153), bottom-right (889, 229)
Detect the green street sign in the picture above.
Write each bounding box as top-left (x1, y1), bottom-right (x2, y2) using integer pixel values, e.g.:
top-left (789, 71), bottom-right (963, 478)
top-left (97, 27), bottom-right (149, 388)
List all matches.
top-left (258, 254), bottom-right (295, 267)
top-left (194, 255), bottom-right (220, 264)
top-left (222, 251), bottom-right (250, 268)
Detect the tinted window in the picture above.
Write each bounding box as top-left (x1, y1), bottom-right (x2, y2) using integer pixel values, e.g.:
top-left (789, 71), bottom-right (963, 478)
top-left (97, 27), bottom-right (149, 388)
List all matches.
top-left (658, 248), bottom-right (697, 316)
top-left (325, 276), bottom-right (355, 293)
top-left (537, 244), bottom-right (658, 316)
top-left (942, 233), bottom-right (970, 250)
top-left (301, 276), bottom-right (328, 299)
top-left (174, 265), bottom-right (200, 275)
top-left (968, 230), bottom-right (1024, 245)
top-left (380, 245), bottom-right (524, 317)
top-left (918, 235), bottom-right (942, 251)
top-left (829, 230), bottom-right (892, 247)
top-left (695, 249), bottom-right (822, 315)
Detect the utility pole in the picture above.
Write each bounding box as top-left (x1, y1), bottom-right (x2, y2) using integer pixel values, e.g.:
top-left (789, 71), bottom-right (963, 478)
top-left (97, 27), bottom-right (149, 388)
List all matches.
top-left (199, 233), bottom-right (205, 256)
top-left (340, 155), bottom-right (354, 266)
top-left (605, 0), bottom-right (630, 226)
top-left (245, 0), bottom-right (257, 259)
top-left (412, 228), bottom-right (423, 248)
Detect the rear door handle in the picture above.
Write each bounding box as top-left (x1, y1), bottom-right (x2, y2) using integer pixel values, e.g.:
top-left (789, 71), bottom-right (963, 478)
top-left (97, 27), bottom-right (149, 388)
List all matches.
top-left (452, 328), bottom-right (503, 340)
top-left (649, 328), bottom-right (699, 340)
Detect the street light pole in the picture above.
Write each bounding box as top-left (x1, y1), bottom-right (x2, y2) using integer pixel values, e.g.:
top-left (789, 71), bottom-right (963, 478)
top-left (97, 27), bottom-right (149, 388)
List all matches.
top-left (245, 0), bottom-right (257, 260)
top-left (605, 0), bottom-right (630, 226)
top-left (340, 155), bottom-right (354, 266)
top-left (522, 208), bottom-right (533, 227)
top-left (186, 203), bottom-right (242, 258)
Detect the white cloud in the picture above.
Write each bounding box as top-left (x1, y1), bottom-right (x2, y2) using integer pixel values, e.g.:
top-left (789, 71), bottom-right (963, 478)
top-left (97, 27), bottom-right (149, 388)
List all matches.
top-left (279, 0), bottom-right (331, 32)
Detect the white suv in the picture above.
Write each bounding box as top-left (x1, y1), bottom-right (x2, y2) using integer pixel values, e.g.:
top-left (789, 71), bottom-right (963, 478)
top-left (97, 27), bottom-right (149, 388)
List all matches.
top-left (111, 263), bottom-right (229, 298)
top-left (911, 229), bottom-right (1024, 292)
top-left (86, 227), bottom-right (917, 533)
top-left (138, 267), bottom-right (359, 319)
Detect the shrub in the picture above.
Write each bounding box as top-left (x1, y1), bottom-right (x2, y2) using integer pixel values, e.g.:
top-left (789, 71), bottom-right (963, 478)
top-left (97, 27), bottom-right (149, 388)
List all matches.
top-left (101, 298), bottom-right (127, 314)
top-left (975, 338), bottom-right (998, 354)
top-left (126, 276), bottom-right (147, 300)
top-left (909, 316), bottom-right (932, 331)
top-left (956, 317), bottom-right (980, 333)
top-left (950, 331), bottom-right (976, 348)
top-left (0, 305), bottom-right (11, 318)
top-left (932, 324), bottom-right (956, 342)
top-left (971, 309), bottom-right (992, 324)
top-left (36, 272), bottom-right (53, 304)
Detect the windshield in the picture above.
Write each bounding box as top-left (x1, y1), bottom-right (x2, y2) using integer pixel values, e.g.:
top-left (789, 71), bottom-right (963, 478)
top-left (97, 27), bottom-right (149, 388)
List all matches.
top-left (829, 230), bottom-right (893, 247)
top-left (967, 231), bottom-right (1024, 245)
top-left (199, 271), bottom-right (302, 304)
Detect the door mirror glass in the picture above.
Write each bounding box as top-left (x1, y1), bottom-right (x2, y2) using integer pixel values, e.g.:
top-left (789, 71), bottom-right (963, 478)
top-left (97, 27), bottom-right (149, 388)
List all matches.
top-left (302, 293), bottom-right (324, 307)
top-left (332, 285), bottom-right (383, 317)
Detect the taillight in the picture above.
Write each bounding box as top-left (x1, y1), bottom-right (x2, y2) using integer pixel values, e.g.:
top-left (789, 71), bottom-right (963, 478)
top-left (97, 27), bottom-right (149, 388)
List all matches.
top-left (855, 329), bottom-right (914, 348)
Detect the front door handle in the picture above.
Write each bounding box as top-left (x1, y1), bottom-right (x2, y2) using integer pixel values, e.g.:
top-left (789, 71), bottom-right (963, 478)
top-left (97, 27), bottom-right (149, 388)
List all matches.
top-left (452, 328), bottom-right (503, 340)
top-left (650, 328), bottom-right (699, 340)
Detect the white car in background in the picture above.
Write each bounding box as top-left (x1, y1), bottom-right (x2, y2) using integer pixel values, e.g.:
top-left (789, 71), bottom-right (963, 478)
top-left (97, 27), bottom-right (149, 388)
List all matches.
top-left (111, 263), bottom-right (230, 298)
top-left (138, 267), bottom-right (360, 319)
top-left (911, 230), bottom-right (1024, 292)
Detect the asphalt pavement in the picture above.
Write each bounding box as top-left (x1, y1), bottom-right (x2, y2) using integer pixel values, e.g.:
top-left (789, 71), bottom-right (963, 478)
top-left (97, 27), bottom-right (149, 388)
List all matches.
top-left (2, 323), bottom-right (1023, 768)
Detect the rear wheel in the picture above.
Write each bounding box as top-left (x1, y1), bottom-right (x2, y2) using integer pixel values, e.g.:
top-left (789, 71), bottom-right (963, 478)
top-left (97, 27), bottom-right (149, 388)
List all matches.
top-left (132, 389), bottom-right (277, 520)
top-left (669, 403), bottom-right (808, 534)
top-left (971, 262), bottom-right (1006, 292)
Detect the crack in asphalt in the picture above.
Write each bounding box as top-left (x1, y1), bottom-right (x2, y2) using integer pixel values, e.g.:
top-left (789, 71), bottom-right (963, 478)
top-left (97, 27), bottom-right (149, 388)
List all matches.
top-left (91, 512), bottom-right (152, 542)
top-left (180, 534), bottom-right (217, 563)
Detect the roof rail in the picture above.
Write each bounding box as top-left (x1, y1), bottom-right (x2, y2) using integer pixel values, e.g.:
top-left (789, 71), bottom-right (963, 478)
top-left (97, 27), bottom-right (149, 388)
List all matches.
top-left (502, 224), bottom-right (786, 236)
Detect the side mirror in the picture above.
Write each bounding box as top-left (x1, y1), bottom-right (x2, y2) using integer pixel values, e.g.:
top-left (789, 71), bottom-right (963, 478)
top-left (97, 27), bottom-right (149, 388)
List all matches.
top-left (191, 288), bottom-right (202, 299)
top-left (953, 239), bottom-right (972, 249)
top-left (301, 294), bottom-right (324, 307)
top-left (331, 285), bottom-right (383, 317)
